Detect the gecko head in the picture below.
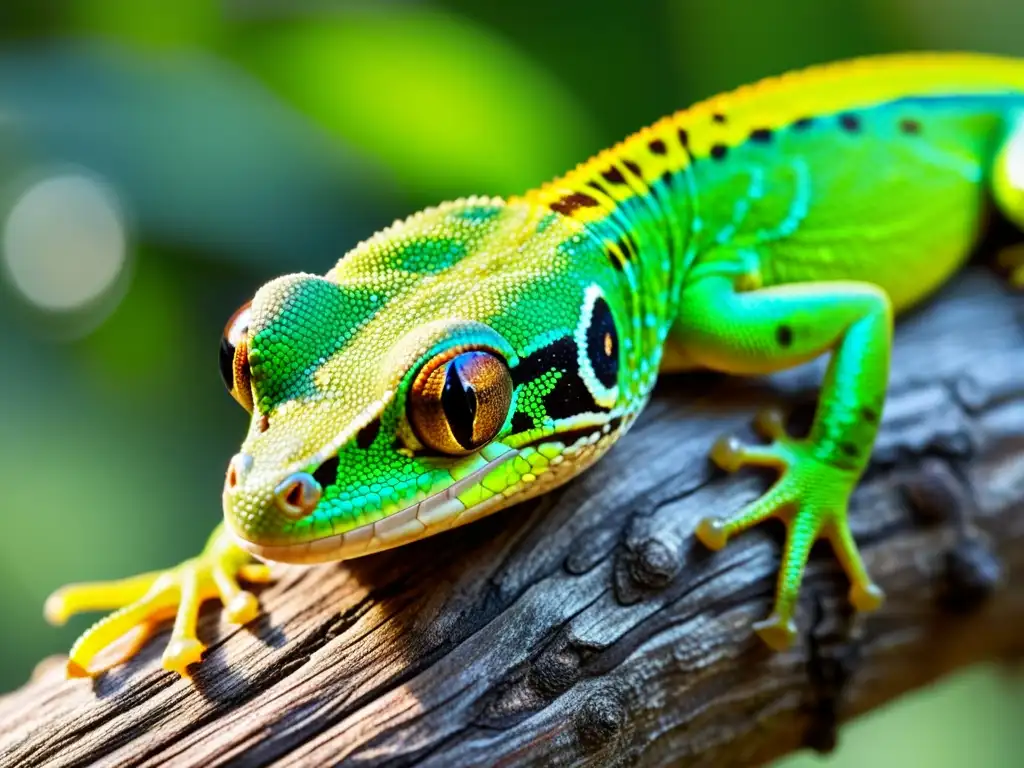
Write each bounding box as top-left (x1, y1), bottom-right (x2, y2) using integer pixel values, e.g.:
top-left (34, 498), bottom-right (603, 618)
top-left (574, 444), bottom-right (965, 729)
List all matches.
top-left (219, 198), bottom-right (631, 564)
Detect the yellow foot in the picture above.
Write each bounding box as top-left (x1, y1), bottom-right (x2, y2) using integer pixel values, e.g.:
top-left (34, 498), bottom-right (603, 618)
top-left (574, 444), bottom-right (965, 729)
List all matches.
top-left (697, 408), bottom-right (885, 650)
top-left (45, 525), bottom-right (271, 678)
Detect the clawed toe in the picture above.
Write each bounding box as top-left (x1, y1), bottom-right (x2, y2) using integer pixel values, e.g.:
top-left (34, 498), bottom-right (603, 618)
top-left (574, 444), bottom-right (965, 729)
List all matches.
top-left (753, 408), bottom-right (787, 439)
top-left (695, 517), bottom-right (730, 550)
top-left (850, 581), bottom-right (885, 612)
top-left (164, 638), bottom-right (206, 676)
top-left (710, 435), bottom-right (747, 472)
top-left (753, 613), bottom-right (798, 650)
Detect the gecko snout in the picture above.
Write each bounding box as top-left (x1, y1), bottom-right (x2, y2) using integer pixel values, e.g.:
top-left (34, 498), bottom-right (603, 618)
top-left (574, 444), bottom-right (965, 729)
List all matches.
top-left (273, 473), bottom-right (322, 519)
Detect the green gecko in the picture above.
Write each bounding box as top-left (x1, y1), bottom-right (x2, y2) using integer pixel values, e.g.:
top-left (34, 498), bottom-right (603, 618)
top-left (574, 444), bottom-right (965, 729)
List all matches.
top-left (47, 52), bottom-right (1024, 677)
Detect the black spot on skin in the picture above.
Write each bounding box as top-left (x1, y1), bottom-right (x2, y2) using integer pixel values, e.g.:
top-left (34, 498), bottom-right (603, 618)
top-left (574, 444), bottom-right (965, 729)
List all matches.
top-left (586, 180), bottom-right (610, 198)
top-left (776, 325), bottom-right (793, 347)
top-left (839, 113), bottom-right (861, 132)
top-left (710, 144), bottom-right (727, 160)
top-left (511, 337), bottom-right (606, 422)
top-left (355, 418), bottom-right (381, 450)
top-left (899, 118), bottom-right (921, 135)
top-left (442, 360), bottom-right (479, 450)
top-left (750, 127), bottom-right (772, 143)
top-left (660, 170), bottom-right (674, 188)
top-left (861, 406), bottom-right (880, 423)
top-left (616, 234), bottom-right (637, 261)
top-left (585, 297), bottom-right (619, 389)
top-left (623, 159), bottom-right (643, 178)
top-left (313, 456), bottom-right (340, 489)
top-left (648, 138), bottom-right (667, 155)
top-left (677, 128), bottom-right (690, 149)
top-left (840, 441), bottom-right (860, 458)
top-left (712, 113), bottom-right (727, 124)
top-left (550, 193), bottom-right (600, 216)
top-left (793, 116), bottom-right (814, 130)
top-left (606, 246), bottom-right (626, 271)
top-left (602, 166), bottom-right (627, 185)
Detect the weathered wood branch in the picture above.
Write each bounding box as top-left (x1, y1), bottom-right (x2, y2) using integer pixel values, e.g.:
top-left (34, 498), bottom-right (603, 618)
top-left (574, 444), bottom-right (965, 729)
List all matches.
top-left (1, 268), bottom-right (1023, 768)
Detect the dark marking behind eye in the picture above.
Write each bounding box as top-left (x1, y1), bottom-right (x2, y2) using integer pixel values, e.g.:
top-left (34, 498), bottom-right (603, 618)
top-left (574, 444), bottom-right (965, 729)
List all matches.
top-left (356, 418), bottom-right (381, 450)
top-left (313, 456), bottom-right (340, 489)
top-left (585, 297), bottom-right (619, 389)
top-left (511, 409), bottom-right (534, 434)
top-left (511, 337), bottom-right (605, 422)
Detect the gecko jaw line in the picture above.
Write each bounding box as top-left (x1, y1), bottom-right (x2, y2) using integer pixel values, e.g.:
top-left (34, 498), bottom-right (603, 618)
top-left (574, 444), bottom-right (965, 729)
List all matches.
top-left (232, 449), bottom-right (520, 565)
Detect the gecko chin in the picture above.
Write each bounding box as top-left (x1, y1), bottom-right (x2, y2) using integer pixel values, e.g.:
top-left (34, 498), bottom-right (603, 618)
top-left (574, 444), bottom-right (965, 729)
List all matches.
top-left (227, 448), bottom-right (523, 565)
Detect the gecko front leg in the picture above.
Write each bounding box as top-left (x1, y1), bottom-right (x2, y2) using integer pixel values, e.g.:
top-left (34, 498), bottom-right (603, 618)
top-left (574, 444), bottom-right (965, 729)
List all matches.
top-left (45, 524), bottom-right (271, 676)
top-left (672, 272), bottom-right (890, 649)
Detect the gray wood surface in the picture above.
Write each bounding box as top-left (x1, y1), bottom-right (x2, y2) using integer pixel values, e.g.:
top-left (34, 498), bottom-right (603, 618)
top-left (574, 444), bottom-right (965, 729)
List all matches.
top-left (1, 268), bottom-right (1022, 768)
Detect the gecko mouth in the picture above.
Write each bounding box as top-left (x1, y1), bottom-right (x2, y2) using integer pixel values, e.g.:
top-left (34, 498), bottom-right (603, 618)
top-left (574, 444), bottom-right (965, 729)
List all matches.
top-left (229, 449), bottom-right (520, 565)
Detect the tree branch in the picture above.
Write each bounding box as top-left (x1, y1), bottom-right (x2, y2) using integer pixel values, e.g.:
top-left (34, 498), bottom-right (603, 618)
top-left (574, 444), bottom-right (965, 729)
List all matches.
top-left (2, 268), bottom-right (1023, 768)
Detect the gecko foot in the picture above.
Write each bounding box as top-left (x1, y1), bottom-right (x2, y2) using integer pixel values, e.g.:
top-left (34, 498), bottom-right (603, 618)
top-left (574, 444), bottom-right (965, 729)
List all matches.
top-left (696, 409), bottom-right (884, 650)
top-left (45, 525), bottom-right (271, 677)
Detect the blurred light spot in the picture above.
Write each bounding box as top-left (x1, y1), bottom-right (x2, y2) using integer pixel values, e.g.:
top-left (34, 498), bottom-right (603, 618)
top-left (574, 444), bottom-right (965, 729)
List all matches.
top-left (3, 172), bottom-right (127, 312)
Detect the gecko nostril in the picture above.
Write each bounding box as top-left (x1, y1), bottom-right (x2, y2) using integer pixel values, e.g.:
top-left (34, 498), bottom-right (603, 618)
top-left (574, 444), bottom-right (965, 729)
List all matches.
top-left (273, 473), bottom-right (322, 520)
top-left (226, 453), bottom-right (253, 490)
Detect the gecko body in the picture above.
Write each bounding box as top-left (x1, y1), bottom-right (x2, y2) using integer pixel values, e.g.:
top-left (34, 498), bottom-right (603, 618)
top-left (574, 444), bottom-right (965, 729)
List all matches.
top-left (49, 53), bottom-right (1024, 674)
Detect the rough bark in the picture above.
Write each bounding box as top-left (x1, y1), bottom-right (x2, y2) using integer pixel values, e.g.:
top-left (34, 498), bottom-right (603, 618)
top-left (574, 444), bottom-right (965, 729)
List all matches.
top-left (1, 268), bottom-right (1022, 768)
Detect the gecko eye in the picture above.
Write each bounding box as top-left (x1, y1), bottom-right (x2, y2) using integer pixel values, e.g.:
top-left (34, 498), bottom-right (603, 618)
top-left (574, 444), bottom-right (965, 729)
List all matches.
top-left (408, 349), bottom-right (512, 455)
top-left (219, 301), bottom-right (254, 412)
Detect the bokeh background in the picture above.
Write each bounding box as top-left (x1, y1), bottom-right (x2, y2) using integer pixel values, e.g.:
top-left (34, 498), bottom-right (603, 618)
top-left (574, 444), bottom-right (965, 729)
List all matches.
top-left (0, 1), bottom-right (1021, 764)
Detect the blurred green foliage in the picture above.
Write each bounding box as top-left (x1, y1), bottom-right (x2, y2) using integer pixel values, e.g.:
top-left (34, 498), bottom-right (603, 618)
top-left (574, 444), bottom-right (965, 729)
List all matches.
top-left (0, 1), bottom-right (1020, 765)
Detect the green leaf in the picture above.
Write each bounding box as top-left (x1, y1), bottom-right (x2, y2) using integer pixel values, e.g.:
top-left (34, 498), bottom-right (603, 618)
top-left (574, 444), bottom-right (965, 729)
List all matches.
top-left (229, 9), bottom-right (596, 199)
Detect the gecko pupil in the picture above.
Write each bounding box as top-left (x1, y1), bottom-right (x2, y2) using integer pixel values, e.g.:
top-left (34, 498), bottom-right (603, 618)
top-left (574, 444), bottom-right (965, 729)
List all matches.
top-left (219, 301), bottom-right (254, 411)
top-left (218, 336), bottom-right (236, 393)
top-left (442, 356), bottom-right (479, 450)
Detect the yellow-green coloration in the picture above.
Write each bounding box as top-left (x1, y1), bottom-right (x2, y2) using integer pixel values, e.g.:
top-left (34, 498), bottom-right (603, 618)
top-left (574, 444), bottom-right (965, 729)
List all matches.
top-left (50, 52), bottom-right (1024, 675)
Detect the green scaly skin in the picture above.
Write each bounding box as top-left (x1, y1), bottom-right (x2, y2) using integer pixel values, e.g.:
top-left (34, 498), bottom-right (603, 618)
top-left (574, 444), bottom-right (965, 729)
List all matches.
top-left (48, 52), bottom-right (1024, 675)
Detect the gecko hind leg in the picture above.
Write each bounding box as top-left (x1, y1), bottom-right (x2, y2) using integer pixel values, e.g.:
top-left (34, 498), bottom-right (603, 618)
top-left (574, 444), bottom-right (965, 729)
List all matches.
top-left (45, 525), bottom-right (271, 677)
top-left (697, 409), bottom-right (884, 649)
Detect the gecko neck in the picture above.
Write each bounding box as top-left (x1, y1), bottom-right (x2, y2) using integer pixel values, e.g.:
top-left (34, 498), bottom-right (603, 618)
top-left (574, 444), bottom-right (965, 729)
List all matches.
top-left (514, 124), bottom-right (699, 375)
